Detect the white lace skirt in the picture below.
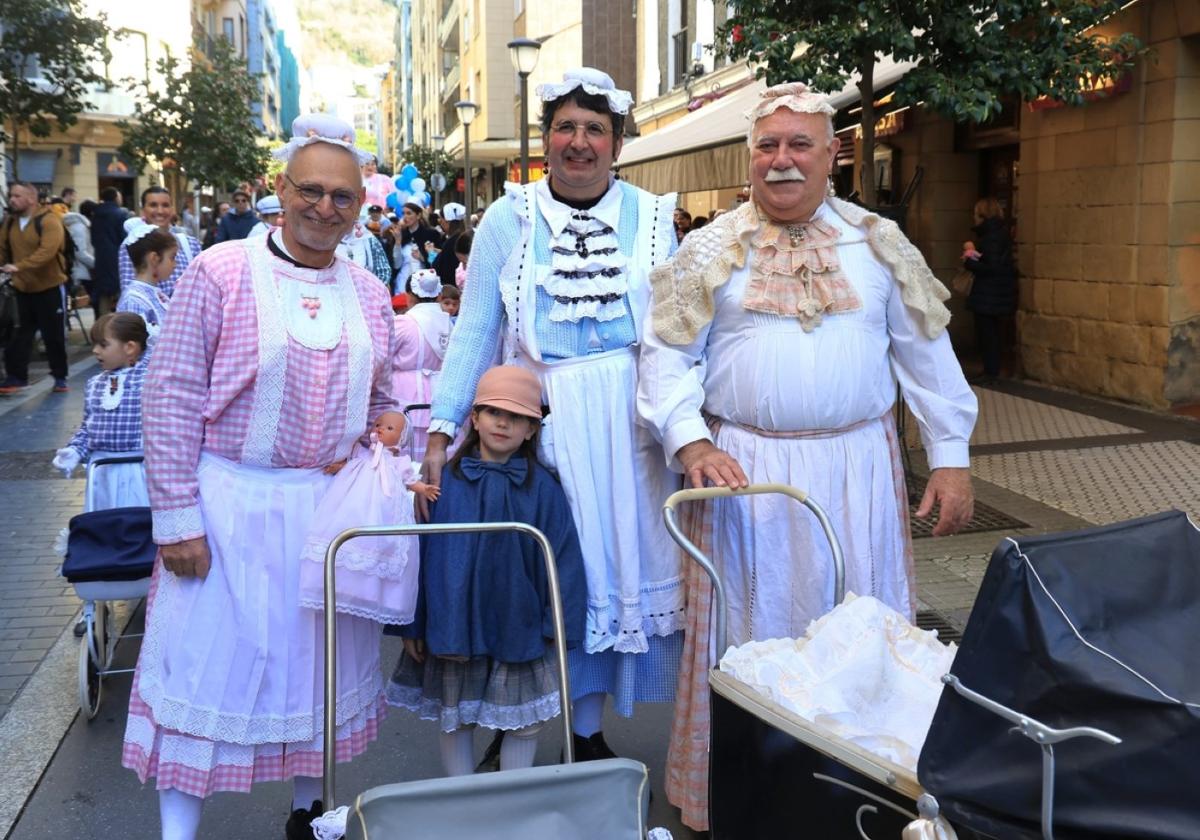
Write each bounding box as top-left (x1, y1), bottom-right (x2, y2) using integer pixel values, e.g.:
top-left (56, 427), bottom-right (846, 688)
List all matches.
top-left (131, 453), bottom-right (383, 746)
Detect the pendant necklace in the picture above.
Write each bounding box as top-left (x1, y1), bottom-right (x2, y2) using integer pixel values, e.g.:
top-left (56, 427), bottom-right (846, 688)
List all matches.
top-left (786, 224), bottom-right (807, 247)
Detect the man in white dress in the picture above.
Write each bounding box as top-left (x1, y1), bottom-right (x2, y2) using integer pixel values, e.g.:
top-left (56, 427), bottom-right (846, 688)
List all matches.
top-left (637, 82), bottom-right (978, 831)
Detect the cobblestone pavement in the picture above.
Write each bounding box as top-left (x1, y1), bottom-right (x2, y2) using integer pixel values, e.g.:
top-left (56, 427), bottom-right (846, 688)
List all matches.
top-left (0, 366), bottom-right (1196, 838)
top-left (0, 321), bottom-right (97, 723)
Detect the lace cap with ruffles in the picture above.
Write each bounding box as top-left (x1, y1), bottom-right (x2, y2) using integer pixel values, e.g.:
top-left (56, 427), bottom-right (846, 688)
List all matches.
top-left (536, 67), bottom-right (633, 115)
top-left (272, 113), bottom-right (373, 165)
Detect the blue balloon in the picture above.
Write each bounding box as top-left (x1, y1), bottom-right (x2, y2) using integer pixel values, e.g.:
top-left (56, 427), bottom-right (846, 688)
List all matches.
top-left (393, 174), bottom-right (410, 191)
top-left (385, 192), bottom-right (400, 210)
top-left (416, 190), bottom-right (431, 207)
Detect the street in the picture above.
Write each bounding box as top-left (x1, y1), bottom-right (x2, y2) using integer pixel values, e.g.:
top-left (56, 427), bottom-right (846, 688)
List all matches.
top-left (1, 320), bottom-right (1199, 838)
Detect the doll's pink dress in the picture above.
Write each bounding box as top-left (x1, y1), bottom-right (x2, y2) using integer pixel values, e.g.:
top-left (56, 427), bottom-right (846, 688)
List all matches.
top-left (298, 438), bottom-right (421, 623)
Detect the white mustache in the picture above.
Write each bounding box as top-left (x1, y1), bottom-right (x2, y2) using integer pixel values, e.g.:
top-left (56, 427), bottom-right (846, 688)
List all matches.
top-left (764, 167), bottom-right (806, 182)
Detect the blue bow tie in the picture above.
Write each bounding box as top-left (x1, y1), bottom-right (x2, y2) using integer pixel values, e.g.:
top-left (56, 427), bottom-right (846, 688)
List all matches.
top-left (460, 456), bottom-right (528, 485)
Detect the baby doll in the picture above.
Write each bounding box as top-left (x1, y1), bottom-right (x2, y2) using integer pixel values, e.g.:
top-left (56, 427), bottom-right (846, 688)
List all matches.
top-left (961, 239), bottom-right (982, 261)
top-left (298, 410), bottom-right (439, 624)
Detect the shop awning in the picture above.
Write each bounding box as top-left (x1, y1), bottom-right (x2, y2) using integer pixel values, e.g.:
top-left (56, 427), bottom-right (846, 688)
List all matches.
top-left (618, 58), bottom-right (915, 195)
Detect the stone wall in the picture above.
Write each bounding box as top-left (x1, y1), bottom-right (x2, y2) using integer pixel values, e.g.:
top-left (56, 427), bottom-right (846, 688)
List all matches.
top-left (1017, 0), bottom-right (1199, 408)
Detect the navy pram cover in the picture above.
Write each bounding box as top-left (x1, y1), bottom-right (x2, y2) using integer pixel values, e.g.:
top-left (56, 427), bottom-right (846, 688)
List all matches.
top-left (63, 506), bottom-right (156, 583)
top-left (918, 510), bottom-right (1200, 840)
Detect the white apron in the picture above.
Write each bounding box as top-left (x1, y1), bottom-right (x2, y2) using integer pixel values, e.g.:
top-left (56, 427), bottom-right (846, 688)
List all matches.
top-left (499, 180), bottom-right (684, 655)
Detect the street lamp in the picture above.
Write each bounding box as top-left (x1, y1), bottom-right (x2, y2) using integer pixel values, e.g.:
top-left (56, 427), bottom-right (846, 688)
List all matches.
top-left (431, 134), bottom-right (445, 211)
top-left (507, 37), bottom-right (542, 184)
top-left (455, 100), bottom-right (479, 213)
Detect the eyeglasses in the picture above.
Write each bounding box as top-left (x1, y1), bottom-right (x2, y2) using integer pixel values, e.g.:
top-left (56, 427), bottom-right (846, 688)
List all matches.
top-left (284, 174), bottom-right (359, 211)
top-left (551, 120), bottom-right (610, 139)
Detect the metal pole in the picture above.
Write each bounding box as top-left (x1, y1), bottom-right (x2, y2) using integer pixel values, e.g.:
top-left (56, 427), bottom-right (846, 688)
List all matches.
top-left (463, 124), bottom-right (472, 213)
top-left (519, 71), bottom-right (530, 184)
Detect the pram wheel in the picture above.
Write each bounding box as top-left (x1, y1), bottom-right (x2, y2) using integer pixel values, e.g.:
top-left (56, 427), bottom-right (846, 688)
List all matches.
top-left (77, 601), bottom-right (109, 720)
top-left (79, 631), bottom-right (102, 719)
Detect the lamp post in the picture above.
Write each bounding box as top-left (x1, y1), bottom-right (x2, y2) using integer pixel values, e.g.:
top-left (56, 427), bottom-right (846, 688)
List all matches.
top-left (431, 134), bottom-right (445, 211)
top-left (507, 37), bottom-right (542, 184)
top-left (455, 100), bottom-right (479, 212)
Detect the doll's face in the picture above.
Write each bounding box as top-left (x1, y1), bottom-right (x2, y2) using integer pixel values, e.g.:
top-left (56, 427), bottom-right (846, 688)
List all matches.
top-left (373, 412), bottom-right (406, 446)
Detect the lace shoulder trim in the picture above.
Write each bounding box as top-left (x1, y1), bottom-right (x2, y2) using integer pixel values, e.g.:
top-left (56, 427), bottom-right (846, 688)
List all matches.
top-left (649, 201), bottom-right (758, 345)
top-left (827, 197), bottom-right (950, 339)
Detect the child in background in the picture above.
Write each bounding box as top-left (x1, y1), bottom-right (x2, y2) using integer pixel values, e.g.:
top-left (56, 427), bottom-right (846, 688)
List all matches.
top-left (437, 284), bottom-right (460, 319)
top-left (117, 222), bottom-right (177, 351)
top-left (297, 410), bottom-right (439, 624)
top-left (453, 232), bottom-right (472, 290)
top-left (53, 313), bottom-right (151, 509)
top-left (388, 366), bottom-right (586, 776)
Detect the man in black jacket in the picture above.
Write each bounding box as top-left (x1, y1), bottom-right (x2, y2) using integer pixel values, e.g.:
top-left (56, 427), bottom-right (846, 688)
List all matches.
top-left (89, 187), bottom-right (129, 317)
top-left (213, 190), bottom-right (259, 242)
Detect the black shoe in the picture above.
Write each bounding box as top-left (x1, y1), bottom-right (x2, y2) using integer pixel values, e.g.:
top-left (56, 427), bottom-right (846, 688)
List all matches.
top-left (284, 799), bottom-right (322, 840)
top-left (73, 619), bottom-right (86, 638)
top-left (475, 730), bottom-right (504, 773)
top-left (571, 731), bottom-right (617, 761)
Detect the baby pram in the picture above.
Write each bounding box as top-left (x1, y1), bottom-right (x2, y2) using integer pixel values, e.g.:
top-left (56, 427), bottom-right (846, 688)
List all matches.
top-left (60, 454), bottom-right (154, 719)
top-left (663, 486), bottom-right (1188, 840)
top-left (320, 521), bottom-right (651, 839)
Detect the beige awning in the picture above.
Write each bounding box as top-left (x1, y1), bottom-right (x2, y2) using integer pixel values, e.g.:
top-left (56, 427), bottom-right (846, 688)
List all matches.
top-left (617, 58), bottom-right (915, 195)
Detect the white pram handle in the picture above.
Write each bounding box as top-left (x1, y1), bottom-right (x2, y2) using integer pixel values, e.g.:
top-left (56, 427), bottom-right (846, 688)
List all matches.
top-left (662, 483), bottom-right (846, 658)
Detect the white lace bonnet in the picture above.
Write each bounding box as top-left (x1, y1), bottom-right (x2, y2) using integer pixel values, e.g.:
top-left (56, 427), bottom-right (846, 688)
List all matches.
top-left (272, 113), bottom-right (373, 165)
top-left (746, 82), bottom-right (835, 145)
top-left (536, 68), bottom-right (633, 115)
top-left (123, 219), bottom-right (159, 245)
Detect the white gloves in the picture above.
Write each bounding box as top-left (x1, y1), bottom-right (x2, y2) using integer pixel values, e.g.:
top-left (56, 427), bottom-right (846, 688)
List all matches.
top-left (52, 447), bottom-right (82, 477)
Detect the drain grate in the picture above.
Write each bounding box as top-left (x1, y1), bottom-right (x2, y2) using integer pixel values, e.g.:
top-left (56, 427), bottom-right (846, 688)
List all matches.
top-left (916, 609), bottom-right (964, 644)
top-left (907, 474), bottom-right (1028, 539)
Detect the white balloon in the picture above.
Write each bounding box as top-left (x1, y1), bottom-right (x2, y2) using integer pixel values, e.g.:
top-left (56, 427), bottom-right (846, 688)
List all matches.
top-left (410, 177), bottom-right (426, 193)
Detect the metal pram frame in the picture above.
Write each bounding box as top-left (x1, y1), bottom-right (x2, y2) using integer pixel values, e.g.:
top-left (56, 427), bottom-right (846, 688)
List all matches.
top-left (662, 483), bottom-right (1120, 840)
top-left (319, 521), bottom-right (651, 839)
top-left (72, 454), bottom-right (152, 720)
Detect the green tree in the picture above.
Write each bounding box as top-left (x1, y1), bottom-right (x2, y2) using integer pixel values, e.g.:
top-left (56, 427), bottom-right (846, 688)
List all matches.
top-left (400, 144), bottom-right (451, 181)
top-left (118, 38), bottom-right (269, 202)
top-left (0, 0), bottom-right (110, 180)
top-left (722, 0), bottom-right (1140, 206)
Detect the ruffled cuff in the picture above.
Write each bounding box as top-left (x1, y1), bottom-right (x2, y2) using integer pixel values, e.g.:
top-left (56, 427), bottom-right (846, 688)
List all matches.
top-left (663, 418), bottom-right (714, 472)
top-left (428, 418), bottom-right (459, 440)
top-left (152, 505), bottom-right (205, 545)
top-left (927, 441), bottom-right (970, 470)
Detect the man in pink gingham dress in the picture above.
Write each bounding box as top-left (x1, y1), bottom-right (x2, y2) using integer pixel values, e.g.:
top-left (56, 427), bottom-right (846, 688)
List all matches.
top-left (123, 115), bottom-right (396, 840)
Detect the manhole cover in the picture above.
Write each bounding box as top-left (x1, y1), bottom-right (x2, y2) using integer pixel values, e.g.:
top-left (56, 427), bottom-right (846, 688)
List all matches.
top-left (907, 474), bottom-right (1027, 539)
top-left (915, 609), bottom-right (963, 643)
top-left (0, 450), bottom-right (74, 480)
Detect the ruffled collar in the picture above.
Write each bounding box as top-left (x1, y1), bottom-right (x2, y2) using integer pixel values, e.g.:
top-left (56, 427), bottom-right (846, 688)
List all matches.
top-left (743, 200), bottom-right (862, 331)
top-left (536, 176), bottom-right (622, 237)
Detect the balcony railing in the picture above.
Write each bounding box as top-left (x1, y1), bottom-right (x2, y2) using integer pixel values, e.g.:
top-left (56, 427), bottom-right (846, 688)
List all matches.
top-left (438, 0), bottom-right (460, 48)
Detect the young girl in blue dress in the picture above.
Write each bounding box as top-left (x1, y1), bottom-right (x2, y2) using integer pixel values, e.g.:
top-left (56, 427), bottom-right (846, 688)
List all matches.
top-left (387, 365), bottom-right (587, 776)
top-left (52, 312), bottom-right (150, 510)
top-left (116, 222), bottom-right (177, 352)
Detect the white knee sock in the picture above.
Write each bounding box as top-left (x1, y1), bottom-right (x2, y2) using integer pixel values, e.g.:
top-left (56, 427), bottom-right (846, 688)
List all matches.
top-left (439, 727), bottom-right (477, 776)
top-left (499, 723), bottom-right (542, 771)
top-left (159, 789), bottom-right (204, 840)
top-left (292, 775), bottom-right (324, 810)
top-left (571, 692), bottom-right (606, 737)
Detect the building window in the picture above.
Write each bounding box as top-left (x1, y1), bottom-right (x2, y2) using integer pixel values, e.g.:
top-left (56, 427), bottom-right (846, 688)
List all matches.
top-left (668, 0), bottom-right (689, 88)
top-left (223, 17), bottom-right (234, 43)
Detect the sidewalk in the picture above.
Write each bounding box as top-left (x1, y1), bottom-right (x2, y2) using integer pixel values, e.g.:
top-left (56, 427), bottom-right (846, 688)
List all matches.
top-left (0, 372), bottom-right (1197, 839)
